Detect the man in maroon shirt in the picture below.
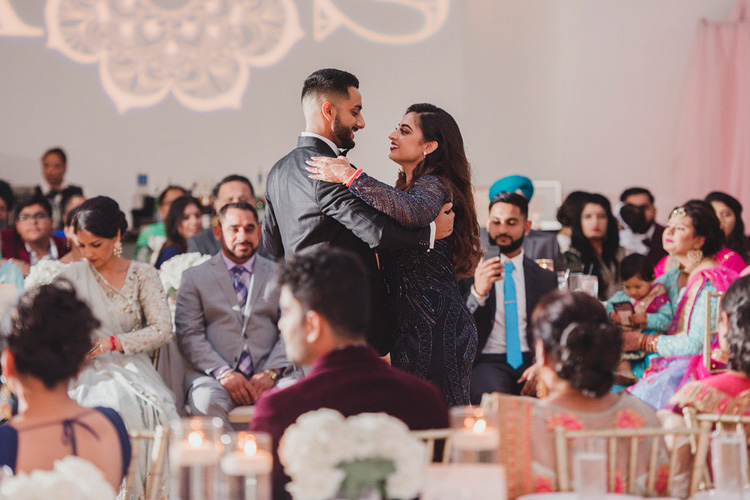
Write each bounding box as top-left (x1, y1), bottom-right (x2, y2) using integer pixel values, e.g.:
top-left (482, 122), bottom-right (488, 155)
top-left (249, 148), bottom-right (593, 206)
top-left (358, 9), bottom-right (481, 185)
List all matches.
top-left (251, 247), bottom-right (449, 500)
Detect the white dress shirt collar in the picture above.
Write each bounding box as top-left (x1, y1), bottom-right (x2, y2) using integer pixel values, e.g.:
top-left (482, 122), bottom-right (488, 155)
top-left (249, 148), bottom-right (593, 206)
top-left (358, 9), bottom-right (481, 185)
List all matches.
top-left (300, 132), bottom-right (340, 156)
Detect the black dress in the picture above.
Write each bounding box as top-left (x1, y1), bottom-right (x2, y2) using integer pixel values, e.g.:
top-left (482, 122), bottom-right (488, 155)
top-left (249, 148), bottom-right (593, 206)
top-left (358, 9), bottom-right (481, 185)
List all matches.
top-left (349, 173), bottom-right (478, 406)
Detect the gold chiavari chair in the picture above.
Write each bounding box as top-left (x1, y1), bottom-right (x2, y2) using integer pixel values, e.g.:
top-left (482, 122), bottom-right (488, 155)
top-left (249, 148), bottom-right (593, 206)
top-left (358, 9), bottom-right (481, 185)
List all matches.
top-left (553, 425), bottom-right (710, 498)
top-left (122, 425), bottom-right (170, 500)
top-left (703, 291), bottom-right (725, 374)
top-left (411, 428), bottom-right (452, 464)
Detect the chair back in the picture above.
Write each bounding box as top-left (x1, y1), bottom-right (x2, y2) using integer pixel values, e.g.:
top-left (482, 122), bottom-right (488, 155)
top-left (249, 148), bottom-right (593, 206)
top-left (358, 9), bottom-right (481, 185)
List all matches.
top-left (411, 428), bottom-right (452, 464)
top-left (122, 425), bottom-right (170, 500)
top-left (686, 411), bottom-right (750, 490)
top-left (703, 291), bottom-right (725, 373)
top-left (553, 426), bottom-right (709, 498)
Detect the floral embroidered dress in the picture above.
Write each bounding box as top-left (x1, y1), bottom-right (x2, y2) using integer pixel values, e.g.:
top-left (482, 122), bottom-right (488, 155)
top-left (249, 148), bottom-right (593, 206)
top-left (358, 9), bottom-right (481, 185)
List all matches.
top-left (348, 173), bottom-right (478, 407)
top-left (606, 283), bottom-right (672, 379)
top-left (483, 393), bottom-right (670, 499)
top-left (629, 267), bottom-right (738, 409)
top-left (60, 261), bottom-right (178, 499)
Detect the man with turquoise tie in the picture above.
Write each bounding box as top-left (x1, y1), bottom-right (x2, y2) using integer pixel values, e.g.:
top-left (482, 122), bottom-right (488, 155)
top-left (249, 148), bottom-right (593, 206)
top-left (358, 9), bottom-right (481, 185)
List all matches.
top-left (464, 192), bottom-right (557, 403)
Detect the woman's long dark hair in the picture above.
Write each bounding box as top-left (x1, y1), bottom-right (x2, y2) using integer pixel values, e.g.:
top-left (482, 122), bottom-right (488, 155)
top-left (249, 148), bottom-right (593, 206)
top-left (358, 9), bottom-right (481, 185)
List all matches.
top-left (570, 193), bottom-right (620, 288)
top-left (705, 191), bottom-right (749, 263)
top-left (395, 103), bottom-right (481, 278)
top-left (165, 195), bottom-right (202, 253)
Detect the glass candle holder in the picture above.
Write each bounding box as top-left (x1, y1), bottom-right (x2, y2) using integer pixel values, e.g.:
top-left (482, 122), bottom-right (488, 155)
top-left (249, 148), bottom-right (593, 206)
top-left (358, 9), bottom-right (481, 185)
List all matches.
top-left (170, 417), bottom-right (224, 500)
top-left (449, 406), bottom-right (500, 463)
top-left (220, 431), bottom-right (273, 500)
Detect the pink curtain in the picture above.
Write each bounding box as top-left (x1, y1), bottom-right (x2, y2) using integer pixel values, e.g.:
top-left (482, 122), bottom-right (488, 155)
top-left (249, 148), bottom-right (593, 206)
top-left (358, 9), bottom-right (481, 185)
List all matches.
top-left (674, 0), bottom-right (750, 220)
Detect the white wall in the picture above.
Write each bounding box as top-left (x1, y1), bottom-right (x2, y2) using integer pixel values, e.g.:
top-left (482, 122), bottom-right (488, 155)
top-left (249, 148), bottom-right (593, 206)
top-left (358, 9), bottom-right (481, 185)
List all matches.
top-left (0, 0), bottom-right (741, 227)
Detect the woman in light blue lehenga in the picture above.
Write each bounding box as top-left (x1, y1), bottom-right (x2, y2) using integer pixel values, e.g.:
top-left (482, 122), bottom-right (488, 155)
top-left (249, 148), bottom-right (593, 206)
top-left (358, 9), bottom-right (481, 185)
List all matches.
top-left (628, 201), bottom-right (739, 409)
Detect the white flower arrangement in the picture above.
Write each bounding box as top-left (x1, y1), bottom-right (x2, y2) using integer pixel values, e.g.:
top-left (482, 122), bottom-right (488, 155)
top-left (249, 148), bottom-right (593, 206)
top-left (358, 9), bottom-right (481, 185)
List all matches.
top-left (0, 456), bottom-right (116, 500)
top-left (279, 409), bottom-right (426, 500)
top-left (23, 260), bottom-right (66, 289)
top-left (159, 252), bottom-right (211, 296)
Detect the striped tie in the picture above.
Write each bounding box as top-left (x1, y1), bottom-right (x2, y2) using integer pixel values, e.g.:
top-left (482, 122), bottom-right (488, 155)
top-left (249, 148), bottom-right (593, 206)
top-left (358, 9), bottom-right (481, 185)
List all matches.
top-left (232, 266), bottom-right (248, 307)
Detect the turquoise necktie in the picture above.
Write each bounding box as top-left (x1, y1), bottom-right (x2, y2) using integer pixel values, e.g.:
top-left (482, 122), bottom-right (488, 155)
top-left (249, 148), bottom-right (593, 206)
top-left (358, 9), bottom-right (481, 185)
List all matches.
top-left (504, 262), bottom-right (522, 369)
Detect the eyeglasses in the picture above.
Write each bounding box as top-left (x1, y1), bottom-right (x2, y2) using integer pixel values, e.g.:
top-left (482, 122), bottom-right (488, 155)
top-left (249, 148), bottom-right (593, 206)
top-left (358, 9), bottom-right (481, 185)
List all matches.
top-left (17, 213), bottom-right (50, 222)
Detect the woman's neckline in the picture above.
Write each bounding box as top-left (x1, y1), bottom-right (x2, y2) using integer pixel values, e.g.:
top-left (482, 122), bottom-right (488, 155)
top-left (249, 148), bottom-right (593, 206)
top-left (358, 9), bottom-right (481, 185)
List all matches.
top-left (89, 260), bottom-right (133, 293)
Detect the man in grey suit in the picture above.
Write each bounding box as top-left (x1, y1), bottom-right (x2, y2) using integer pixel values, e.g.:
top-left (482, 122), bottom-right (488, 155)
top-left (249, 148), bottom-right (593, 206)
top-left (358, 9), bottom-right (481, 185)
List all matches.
top-left (187, 175), bottom-right (256, 256)
top-left (176, 201), bottom-right (291, 430)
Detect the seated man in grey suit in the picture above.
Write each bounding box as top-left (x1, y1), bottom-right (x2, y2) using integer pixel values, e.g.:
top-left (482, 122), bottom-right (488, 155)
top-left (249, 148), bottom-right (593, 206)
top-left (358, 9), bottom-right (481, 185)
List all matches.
top-left (187, 175), bottom-right (256, 256)
top-left (486, 174), bottom-right (562, 271)
top-left (464, 192), bottom-right (557, 403)
top-left (176, 201), bottom-right (292, 430)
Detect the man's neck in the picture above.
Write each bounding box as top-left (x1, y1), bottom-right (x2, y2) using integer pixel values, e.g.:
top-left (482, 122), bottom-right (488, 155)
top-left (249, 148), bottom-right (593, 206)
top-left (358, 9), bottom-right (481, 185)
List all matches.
top-left (503, 248), bottom-right (523, 259)
top-left (222, 250), bottom-right (252, 265)
top-left (27, 238), bottom-right (50, 257)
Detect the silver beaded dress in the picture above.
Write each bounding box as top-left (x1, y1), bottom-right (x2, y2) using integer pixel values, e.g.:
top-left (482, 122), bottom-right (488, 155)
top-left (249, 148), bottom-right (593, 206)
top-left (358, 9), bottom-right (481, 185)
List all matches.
top-left (349, 173), bottom-right (478, 406)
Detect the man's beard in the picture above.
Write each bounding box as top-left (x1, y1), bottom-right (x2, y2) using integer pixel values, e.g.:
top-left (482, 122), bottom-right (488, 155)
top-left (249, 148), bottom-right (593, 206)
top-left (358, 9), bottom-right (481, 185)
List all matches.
top-left (333, 115), bottom-right (356, 150)
top-left (228, 241), bottom-right (256, 261)
top-left (491, 233), bottom-right (525, 254)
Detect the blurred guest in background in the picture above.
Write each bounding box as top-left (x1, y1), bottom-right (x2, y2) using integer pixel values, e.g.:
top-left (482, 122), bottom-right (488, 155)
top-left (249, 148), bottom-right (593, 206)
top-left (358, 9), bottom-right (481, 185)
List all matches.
top-left (59, 206), bottom-right (83, 264)
top-left (705, 191), bottom-right (749, 265)
top-left (33, 147), bottom-right (83, 230)
top-left (563, 193), bottom-right (625, 300)
top-left (619, 187), bottom-right (667, 266)
top-left (488, 175), bottom-right (562, 270)
top-left (1, 197), bottom-right (67, 276)
top-left (0, 282), bottom-right (130, 489)
top-left (555, 190), bottom-right (589, 254)
top-left (133, 185), bottom-right (188, 262)
top-left (188, 175), bottom-right (255, 256)
top-left (53, 193), bottom-right (85, 240)
top-left (0, 180), bottom-right (15, 230)
top-left (154, 195), bottom-right (203, 269)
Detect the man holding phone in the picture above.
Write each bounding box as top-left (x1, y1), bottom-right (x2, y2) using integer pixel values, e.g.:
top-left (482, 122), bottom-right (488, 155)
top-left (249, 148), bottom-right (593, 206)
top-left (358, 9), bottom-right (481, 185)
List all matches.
top-left (463, 192), bottom-right (557, 403)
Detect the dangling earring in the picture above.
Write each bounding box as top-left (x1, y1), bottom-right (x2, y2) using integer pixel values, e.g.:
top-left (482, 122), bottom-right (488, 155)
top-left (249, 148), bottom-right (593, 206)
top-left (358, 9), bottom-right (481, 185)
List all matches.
top-left (687, 247), bottom-right (703, 265)
top-left (113, 240), bottom-right (123, 258)
top-left (423, 151), bottom-right (427, 158)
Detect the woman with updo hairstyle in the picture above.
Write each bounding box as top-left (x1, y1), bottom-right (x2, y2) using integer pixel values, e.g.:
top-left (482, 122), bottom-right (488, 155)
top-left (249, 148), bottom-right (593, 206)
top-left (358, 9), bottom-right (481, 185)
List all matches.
top-left (483, 291), bottom-right (664, 499)
top-left (0, 282), bottom-right (130, 489)
top-left (629, 200), bottom-right (739, 409)
top-left (59, 195), bottom-right (177, 497)
top-left (669, 275), bottom-right (750, 415)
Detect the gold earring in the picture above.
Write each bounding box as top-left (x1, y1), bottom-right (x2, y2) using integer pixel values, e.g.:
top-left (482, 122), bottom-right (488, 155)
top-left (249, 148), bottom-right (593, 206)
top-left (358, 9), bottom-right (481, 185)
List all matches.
top-left (687, 247), bottom-right (703, 265)
top-left (113, 240), bottom-right (123, 257)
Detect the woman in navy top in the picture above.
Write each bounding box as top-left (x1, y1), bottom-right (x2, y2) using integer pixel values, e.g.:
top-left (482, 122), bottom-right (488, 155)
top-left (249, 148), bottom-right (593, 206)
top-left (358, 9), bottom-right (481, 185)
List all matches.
top-left (0, 282), bottom-right (131, 490)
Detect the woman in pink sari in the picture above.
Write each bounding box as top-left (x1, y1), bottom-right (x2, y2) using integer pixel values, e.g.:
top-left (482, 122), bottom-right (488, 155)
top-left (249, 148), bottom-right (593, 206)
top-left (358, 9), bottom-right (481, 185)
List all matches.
top-left (628, 201), bottom-right (738, 409)
top-left (669, 275), bottom-right (750, 415)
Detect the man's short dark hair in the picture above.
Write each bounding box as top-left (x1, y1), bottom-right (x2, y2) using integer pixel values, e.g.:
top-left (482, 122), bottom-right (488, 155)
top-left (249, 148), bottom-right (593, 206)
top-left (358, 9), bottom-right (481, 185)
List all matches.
top-left (301, 69), bottom-right (359, 103)
top-left (217, 202), bottom-right (258, 225)
top-left (488, 191), bottom-right (529, 219)
top-left (212, 175), bottom-right (255, 199)
top-left (158, 185), bottom-right (188, 206)
top-left (620, 187), bottom-right (654, 204)
top-left (15, 196), bottom-right (52, 219)
top-left (277, 247), bottom-right (370, 340)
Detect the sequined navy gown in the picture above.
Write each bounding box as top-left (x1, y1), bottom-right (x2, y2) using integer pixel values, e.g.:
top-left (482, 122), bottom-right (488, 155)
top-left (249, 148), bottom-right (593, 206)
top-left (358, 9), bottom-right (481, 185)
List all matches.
top-left (348, 173), bottom-right (478, 406)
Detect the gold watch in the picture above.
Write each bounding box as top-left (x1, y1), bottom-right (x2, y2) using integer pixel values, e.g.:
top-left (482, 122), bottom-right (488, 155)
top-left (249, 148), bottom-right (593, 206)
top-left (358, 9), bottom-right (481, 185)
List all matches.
top-left (263, 369), bottom-right (279, 383)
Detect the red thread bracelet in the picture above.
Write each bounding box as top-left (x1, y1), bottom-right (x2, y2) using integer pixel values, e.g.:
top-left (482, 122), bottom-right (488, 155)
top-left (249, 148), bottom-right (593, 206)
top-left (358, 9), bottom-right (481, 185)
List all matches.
top-left (345, 169), bottom-right (363, 187)
top-left (110, 336), bottom-right (118, 351)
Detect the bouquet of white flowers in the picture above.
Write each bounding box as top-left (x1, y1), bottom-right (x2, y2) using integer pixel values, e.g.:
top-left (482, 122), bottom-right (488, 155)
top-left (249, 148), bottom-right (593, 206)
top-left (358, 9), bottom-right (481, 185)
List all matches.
top-left (159, 252), bottom-right (211, 296)
top-left (23, 260), bottom-right (66, 289)
top-left (0, 456), bottom-right (116, 500)
top-left (279, 409), bottom-right (426, 500)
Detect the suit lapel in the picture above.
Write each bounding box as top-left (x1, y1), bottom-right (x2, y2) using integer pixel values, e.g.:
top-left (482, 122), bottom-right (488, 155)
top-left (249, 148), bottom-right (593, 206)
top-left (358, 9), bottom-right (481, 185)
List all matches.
top-left (210, 254), bottom-right (243, 326)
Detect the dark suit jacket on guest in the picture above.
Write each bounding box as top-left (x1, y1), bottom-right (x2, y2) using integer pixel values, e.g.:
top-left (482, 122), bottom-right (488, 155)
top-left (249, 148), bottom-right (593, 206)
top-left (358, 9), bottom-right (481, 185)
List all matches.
top-left (250, 345), bottom-right (449, 500)
top-left (0, 228), bottom-right (67, 264)
top-left (463, 255), bottom-right (558, 354)
top-left (262, 136), bottom-right (432, 354)
top-left (647, 223), bottom-right (667, 267)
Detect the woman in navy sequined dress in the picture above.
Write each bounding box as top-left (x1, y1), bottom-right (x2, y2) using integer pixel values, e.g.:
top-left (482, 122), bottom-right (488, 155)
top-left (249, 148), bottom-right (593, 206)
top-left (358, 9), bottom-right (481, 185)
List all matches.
top-left (307, 103), bottom-right (482, 406)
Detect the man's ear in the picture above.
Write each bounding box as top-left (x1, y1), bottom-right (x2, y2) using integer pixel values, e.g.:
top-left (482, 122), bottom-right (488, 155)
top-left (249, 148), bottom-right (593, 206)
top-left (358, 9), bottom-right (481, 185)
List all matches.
top-left (525, 219), bottom-right (533, 236)
top-left (321, 101), bottom-right (335, 123)
top-left (213, 223), bottom-right (222, 242)
top-left (305, 310), bottom-right (322, 344)
top-left (1, 349), bottom-right (16, 379)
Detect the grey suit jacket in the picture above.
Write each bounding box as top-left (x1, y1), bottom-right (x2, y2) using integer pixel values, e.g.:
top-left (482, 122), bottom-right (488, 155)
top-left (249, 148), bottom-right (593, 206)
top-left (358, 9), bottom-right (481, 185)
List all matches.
top-left (187, 228), bottom-right (221, 256)
top-left (175, 252), bottom-right (290, 391)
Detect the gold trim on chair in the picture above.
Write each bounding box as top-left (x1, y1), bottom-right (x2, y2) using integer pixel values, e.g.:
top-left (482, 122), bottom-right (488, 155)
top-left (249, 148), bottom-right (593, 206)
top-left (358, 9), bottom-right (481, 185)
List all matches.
top-left (703, 291), bottom-right (724, 374)
top-left (411, 428), bottom-right (452, 464)
top-left (123, 425), bottom-right (170, 500)
top-left (553, 426), bottom-right (709, 498)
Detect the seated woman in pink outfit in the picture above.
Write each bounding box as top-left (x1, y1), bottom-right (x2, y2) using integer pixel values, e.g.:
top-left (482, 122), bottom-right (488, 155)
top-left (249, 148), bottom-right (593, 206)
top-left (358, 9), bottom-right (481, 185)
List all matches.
top-left (483, 291), bottom-right (670, 499)
top-left (669, 274), bottom-right (750, 415)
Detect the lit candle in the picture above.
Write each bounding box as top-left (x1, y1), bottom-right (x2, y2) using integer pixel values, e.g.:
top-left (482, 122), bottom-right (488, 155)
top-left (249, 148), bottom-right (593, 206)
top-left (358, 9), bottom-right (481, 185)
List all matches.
top-left (221, 438), bottom-right (273, 476)
top-left (176, 430), bottom-right (221, 466)
top-left (452, 419), bottom-right (500, 452)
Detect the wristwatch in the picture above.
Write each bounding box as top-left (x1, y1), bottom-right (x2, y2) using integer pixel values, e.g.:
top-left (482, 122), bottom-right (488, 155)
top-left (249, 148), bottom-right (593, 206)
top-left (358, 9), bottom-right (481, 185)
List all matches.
top-left (263, 369), bottom-right (279, 384)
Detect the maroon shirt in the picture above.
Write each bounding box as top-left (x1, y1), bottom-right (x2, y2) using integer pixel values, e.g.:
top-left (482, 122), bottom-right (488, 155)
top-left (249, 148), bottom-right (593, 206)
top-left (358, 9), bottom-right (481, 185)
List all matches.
top-left (250, 345), bottom-right (449, 500)
top-left (0, 228), bottom-right (67, 264)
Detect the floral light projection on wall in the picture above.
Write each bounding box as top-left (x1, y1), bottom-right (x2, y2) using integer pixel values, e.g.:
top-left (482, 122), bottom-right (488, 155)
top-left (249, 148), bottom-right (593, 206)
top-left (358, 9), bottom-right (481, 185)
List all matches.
top-left (0, 0), bottom-right (450, 112)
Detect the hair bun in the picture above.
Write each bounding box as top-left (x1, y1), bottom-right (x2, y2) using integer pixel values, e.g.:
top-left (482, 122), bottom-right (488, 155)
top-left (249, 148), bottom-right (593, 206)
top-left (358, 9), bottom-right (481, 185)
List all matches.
top-left (556, 321), bottom-right (622, 397)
